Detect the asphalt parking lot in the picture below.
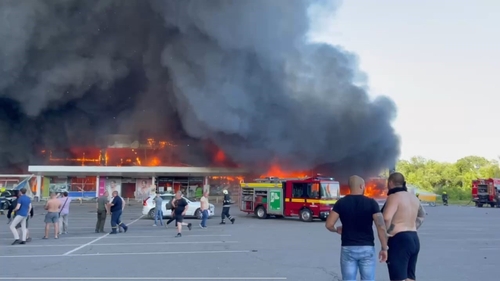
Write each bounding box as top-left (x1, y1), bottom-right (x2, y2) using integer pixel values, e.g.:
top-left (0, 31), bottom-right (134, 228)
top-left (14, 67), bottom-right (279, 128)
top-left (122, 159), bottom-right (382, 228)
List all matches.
top-left (0, 202), bottom-right (499, 280)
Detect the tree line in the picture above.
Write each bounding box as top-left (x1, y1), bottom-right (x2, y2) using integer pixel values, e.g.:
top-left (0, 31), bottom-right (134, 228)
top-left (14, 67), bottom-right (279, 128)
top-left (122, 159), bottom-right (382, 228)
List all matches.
top-left (394, 156), bottom-right (500, 200)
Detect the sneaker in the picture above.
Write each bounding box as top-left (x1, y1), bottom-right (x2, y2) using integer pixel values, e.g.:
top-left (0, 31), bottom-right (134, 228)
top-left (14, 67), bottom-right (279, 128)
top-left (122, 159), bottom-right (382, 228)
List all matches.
top-left (153, 224), bottom-right (157, 227)
top-left (199, 223), bottom-right (203, 228)
top-left (175, 233), bottom-right (182, 238)
top-left (11, 239), bottom-right (20, 245)
top-left (19, 241), bottom-right (26, 245)
top-left (123, 226), bottom-right (128, 233)
top-left (188, 223), bottom-right (192, 231)
top-left (230, 218), bottom-right (235, 224)
top-left (109, 231), bottom-right (117, 235)
top-left (26, 237), bottom-right (32, 242)
top-left (220, 221), bottom-right (226, 225)
top-left (95, 230), bottom-right (99, 233)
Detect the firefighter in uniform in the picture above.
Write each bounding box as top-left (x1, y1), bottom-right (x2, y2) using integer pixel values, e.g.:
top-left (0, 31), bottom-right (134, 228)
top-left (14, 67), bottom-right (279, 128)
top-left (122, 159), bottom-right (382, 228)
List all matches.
top-left (107, 191), bottom-right (128, 234)
top-left (220, 190), bottom-right (235, 224)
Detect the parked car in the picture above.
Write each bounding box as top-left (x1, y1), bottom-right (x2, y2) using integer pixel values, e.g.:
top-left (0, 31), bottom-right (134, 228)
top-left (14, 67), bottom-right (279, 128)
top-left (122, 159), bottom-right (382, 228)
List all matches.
top-left (0, 190), bottom-right (19, 211)
top-left (142, 193), bottom-right (215, 220)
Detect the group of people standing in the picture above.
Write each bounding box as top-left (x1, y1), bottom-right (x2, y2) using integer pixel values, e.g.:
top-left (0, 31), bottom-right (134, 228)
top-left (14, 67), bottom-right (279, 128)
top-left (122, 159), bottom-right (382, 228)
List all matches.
top-left (7, 189), bottom-right (71, 244)
top-left (95, 190), bottom-right (128, 234)
top-left (326, 172), bottom-right (425, 281)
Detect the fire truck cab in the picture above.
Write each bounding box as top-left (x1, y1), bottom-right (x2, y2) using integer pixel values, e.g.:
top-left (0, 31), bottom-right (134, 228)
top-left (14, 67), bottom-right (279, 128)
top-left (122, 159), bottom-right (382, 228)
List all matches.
top-left (240, 176), bottom-right (340, 222)
top-left (472, 178), bottom-right (500, 208)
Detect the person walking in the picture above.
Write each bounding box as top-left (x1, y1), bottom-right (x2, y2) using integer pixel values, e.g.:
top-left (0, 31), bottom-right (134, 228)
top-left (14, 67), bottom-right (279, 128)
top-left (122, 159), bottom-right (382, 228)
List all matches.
top-left (173, 191), bottom-right (192, 237)
top-left (58, 191), bottom-right (71, 235)
top-left (199, 190), bottom-right (209, 228)
top-left (220, 190), bottom-right (235, 224)
top-left (325, 175), bottom-right (388, 281)
top-left (95, 191), bottom-right (109, 233)
top-left (9, 188), bottom-right (31, 245)
top-left (153, 193), bottom-right (164, 227)
top-left (107, 191), bottom-right (128, 234)
top-left (15, 202), bottom-right (33, 242)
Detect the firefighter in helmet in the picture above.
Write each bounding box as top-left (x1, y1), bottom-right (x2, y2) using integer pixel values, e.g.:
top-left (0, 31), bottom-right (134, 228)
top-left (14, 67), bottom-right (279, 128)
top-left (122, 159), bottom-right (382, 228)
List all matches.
top-left (220, 190), bottom-right (235, 225)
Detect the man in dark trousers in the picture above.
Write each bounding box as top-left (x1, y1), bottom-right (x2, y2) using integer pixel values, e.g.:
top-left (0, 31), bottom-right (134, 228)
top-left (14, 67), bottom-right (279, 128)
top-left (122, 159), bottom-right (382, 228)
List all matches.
top-left (383, 172), bottom-right (425, 281)
top-left (220, 190), bottom-right (235, 224)
top-left (107, 191), bottom-right (128, 234)
top-left (95, 191), bottom-right (109, 233)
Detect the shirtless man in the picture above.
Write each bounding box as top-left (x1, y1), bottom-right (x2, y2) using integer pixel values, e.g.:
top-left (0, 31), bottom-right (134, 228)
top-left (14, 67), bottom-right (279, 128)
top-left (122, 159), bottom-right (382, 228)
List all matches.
top-left (44, 192), bottom-right (61, 239)
top-left (382, 172), bottom-right (425, 281)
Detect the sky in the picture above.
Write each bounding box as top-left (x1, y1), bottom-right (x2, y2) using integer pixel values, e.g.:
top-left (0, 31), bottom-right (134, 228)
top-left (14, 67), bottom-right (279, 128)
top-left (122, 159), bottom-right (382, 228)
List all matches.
top-left (309, 0), bottom-right (499, 163)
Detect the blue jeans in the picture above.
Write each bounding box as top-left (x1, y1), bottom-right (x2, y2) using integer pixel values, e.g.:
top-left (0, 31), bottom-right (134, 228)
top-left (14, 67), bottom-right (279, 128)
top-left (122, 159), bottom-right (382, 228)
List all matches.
top-left (340, 246), bottom-right (376, 281)
top-left (201, 210), bottom-right (209, 227)
top-left (155, 209), bottom-right (164, 226)
top-left (111, 210), bottom-right (123, 232)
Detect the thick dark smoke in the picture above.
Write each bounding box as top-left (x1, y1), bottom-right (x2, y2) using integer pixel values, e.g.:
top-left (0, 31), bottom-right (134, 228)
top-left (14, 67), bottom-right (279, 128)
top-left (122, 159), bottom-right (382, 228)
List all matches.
top-left (0, 0), bottom-right (400, 177)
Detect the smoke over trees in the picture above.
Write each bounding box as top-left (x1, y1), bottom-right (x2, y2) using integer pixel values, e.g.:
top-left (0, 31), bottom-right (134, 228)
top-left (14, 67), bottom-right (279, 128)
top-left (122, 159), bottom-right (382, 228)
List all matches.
top-left (0, 0), bottom-right (399, 177)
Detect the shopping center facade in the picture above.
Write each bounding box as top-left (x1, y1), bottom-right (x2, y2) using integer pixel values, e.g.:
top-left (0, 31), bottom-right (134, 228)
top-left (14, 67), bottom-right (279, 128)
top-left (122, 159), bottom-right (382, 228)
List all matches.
top-left (1, 165), bottom-right (247, 200)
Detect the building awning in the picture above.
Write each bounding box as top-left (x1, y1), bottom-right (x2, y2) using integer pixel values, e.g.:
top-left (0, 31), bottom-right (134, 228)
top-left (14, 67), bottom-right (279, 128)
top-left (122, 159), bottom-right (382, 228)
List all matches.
top-left (28, 165), bottom-right (248, 177)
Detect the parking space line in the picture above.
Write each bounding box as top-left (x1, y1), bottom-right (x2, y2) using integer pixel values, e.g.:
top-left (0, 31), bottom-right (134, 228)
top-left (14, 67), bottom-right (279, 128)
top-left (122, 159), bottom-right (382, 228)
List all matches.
top-left (0, 277), bottom-right (287, 280)
top-left (0, 250), bottom-right (253, 258)
top-left (1, 241), bottom-right (238, 248)
top-left (100, 234), bottom-right (232, 239)
top-left (62, 215), bottom-right (144, 256)
top-left (0, 234), bottom-right (231, 241)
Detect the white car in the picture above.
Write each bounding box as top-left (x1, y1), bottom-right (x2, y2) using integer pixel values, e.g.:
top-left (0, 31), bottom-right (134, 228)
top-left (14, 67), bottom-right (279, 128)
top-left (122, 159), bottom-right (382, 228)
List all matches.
top-left (142, 193), bottom-right (215, 220)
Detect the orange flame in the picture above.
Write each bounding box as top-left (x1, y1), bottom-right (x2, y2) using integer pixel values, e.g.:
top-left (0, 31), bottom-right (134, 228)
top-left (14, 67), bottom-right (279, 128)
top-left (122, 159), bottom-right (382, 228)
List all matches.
top-left (147, 157), bottom-right (161, 166)
top-left (260, 164), bottom-right (308, 179)
top-left (340, 178), bottom-right (387, 198)
top-left (210, 176), bottom-right (244, 183)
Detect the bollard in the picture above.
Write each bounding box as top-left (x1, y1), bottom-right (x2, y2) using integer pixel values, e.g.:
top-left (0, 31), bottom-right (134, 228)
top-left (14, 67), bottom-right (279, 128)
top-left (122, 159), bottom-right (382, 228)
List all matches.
top-left (79, 198), bottom-right (83, 205)
top-left (127, 197), bottom-right (131, 206)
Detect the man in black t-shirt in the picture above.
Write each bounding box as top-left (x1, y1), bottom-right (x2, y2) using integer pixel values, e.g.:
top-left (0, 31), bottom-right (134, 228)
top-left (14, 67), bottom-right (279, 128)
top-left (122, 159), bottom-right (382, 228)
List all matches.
top-left (173, 191), bottom-right (192, 237)
top-left (325, 175), bottom-right (388, 281)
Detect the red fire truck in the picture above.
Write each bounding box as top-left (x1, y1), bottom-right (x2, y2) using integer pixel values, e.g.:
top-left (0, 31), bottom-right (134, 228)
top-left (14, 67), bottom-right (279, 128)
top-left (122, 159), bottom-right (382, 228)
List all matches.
top-left (472, 178), bottom-right (500, 208)
top-left (240, 175), bottom-right (340, 222)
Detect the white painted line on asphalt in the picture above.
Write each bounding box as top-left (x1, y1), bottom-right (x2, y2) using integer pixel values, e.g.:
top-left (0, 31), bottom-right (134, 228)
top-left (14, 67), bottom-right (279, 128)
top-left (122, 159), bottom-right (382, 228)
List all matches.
top-left (0, 227), bottom-right (98, 231)
top-left (2, 241), bottom-right (238, 248)
top-left (100, 234), bottom-right (232, 239)
top-left (0, 225), bottom-right (225, 232)
top-left (0, 250), bottom-right (253, 258)
top-left (0, 234), bottom-right (231, 241)
top-left (0, 277), bottom-right (287, 280)
top-left (62, 215), bottom-right (144, 256)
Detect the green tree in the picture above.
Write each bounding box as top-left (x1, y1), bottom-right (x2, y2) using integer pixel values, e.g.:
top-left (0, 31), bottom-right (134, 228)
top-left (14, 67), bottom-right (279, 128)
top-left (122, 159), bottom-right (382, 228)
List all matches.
top-left (395, 156), bottom-right (500, 200)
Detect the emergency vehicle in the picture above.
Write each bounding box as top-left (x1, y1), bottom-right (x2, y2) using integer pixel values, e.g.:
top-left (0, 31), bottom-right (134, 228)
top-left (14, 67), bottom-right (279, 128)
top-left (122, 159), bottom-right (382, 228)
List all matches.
top-left (240, 175), bottom-right (340, 222)
top-left (472, 178), bottom-right (500, 208)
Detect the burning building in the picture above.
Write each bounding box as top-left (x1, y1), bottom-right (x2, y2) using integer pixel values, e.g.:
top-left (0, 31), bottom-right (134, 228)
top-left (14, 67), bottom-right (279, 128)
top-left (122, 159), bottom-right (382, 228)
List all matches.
top-left (1, 1), bottom-right (399, 198)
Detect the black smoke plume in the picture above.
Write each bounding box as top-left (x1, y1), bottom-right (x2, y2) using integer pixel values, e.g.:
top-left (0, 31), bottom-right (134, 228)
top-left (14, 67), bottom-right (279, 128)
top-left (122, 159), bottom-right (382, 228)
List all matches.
top-left (0, 0), bottom-right (400, 177)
